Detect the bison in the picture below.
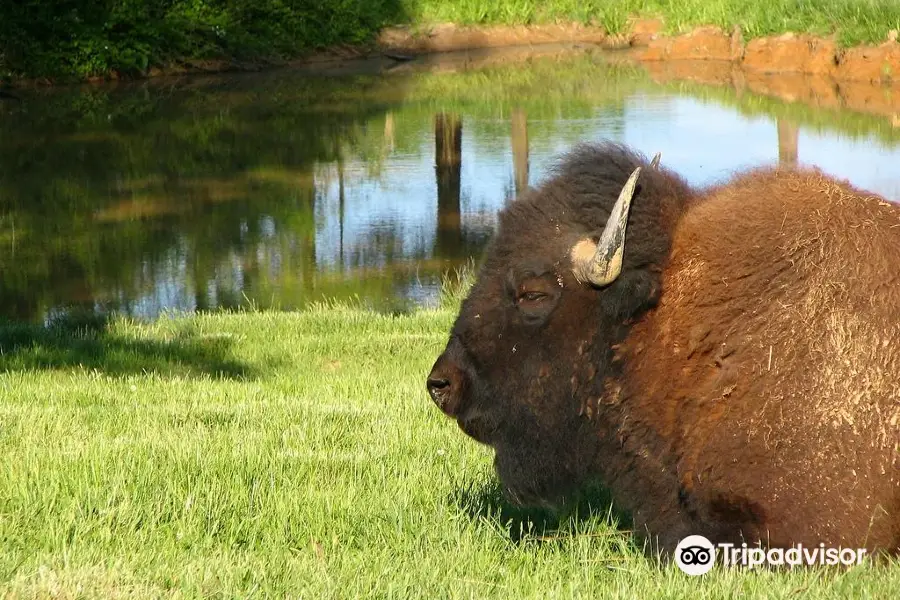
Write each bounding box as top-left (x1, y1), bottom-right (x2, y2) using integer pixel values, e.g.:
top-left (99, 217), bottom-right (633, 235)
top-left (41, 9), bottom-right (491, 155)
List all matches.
top-left (426, 141), bottom-right (900, 557)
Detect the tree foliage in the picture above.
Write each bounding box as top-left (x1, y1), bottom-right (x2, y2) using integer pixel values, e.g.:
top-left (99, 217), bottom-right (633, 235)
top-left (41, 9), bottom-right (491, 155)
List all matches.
top-left (0, 1), bottom-right (407, 79)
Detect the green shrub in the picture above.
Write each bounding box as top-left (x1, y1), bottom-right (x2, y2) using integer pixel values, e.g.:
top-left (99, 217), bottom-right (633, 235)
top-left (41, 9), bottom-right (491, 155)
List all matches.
top-left (0, 1), bottom-right (408, 80)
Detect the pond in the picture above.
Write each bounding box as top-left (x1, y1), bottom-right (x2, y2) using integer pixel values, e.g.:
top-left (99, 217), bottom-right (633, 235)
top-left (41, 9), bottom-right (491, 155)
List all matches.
top-left (2, 45), bottom-right (899, 323)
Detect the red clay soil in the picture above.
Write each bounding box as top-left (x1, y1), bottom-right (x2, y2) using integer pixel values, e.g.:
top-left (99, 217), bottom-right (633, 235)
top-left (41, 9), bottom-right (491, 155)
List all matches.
top-left (630, 21), bottom-right (900, 84)
top-left (379, 19), bottom-right (900, 85)
top-left (377, 22), bottom-right (619, 54)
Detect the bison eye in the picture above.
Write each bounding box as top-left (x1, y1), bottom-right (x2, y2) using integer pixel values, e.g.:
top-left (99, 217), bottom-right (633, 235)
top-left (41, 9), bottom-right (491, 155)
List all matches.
top-left (518, 291), bottom-right (547, 304)
top-left (507, 270), bottom-right (561, 324)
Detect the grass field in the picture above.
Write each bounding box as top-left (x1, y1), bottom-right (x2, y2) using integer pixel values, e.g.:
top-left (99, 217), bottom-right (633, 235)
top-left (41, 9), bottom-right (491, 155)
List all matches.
top-left (1, 295), bottom-right (899, 597)
top-left (411, 0), bottom-right (900, 46)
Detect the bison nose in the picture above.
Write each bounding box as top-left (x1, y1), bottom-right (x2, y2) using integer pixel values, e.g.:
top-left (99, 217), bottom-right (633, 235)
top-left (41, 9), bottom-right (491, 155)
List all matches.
top-left (427, 377), bottom-right (451, 395)
top-left (426, 356), bottom-right (466, 416)
top-left (425, 377), bottom-right (450, 406)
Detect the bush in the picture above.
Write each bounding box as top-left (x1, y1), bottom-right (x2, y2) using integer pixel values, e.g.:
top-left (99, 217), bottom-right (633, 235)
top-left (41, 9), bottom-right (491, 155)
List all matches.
top-left (0, 0), bottom-right (408, 80)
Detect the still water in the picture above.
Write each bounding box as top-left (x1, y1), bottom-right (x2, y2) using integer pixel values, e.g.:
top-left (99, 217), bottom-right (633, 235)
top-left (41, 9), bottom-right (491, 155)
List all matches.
top-left (2, 46), bottom-right (899, 323)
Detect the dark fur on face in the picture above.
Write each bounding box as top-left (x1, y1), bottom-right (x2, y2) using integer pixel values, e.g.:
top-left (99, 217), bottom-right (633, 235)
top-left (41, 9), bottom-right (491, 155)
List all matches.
top-left (432, 142), bottom-right (692, 508)
top-left (428, 141), bottom-right (900, 557)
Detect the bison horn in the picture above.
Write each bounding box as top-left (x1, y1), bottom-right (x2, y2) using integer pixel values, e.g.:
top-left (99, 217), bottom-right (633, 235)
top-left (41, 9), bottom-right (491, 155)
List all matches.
top-left (650, 152), bottom-right (661, 169)
top-left (571, 166), bottom-right (642, 287)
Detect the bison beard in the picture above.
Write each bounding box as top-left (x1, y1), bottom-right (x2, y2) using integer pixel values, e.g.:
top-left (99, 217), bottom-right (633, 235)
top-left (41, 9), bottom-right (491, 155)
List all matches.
top-left (492, 412), bottom-right (597, 509)
top-left (427, 141), bottom-right (900, 558)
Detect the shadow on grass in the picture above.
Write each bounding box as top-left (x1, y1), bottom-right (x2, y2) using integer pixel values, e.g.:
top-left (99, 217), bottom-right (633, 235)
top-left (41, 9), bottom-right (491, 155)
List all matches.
top-left (451, 477), bottom-right (636, 547)
top-left (0, 311), bottom-right (257, 379)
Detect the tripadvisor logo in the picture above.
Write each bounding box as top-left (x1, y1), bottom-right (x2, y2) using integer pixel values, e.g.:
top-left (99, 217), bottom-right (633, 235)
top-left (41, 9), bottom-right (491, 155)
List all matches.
top-left (675, 535), bottom-right (716, 575)
top-left (674, 535), bottom-right (869, 575)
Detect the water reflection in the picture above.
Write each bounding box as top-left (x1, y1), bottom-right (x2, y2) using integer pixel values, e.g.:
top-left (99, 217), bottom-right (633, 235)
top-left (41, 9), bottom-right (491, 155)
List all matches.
top-left (777, 120), bottom-right (799, 166)
top-left (510, 107), bottom-right (529, 195)
top-left (1, 49), bottom-right (899, 323)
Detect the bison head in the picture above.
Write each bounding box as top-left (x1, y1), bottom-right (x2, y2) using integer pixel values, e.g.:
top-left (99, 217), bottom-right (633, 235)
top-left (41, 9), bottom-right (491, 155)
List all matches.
top-left (426, 143), bottom-right (688, 508)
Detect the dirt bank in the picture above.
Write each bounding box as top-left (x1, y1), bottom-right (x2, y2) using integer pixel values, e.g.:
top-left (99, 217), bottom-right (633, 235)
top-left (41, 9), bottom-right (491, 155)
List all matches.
top-left (378, 20), bottom-right (900, 84)
top-left (635, 23), bottom-right (900, 84)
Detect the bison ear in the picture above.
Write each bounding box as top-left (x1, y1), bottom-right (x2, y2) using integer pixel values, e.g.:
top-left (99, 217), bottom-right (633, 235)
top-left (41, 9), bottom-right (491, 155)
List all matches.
top-left (570, 166), bottom-right (642, 287)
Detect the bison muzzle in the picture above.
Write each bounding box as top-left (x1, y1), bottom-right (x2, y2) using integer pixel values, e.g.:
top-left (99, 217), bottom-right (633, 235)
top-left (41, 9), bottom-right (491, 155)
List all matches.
top-left (427, 141), bottom-right (900, 557)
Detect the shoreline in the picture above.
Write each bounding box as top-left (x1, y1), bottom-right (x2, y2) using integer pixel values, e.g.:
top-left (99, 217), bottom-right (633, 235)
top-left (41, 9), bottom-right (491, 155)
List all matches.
top-left (5, 19), bottom-right (900, 88)
top-left (3, 21), bottom-right (899, 133)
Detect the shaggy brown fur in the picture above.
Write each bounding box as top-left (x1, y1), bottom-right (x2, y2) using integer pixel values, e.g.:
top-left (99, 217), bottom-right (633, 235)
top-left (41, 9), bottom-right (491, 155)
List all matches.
top-left (427, 142), bottom-right (900, 557)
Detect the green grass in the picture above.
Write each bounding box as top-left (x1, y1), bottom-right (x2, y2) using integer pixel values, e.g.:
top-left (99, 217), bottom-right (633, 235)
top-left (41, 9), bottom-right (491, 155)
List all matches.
top-left (410, 0), bottom-right (900, 47)
top-left (1, 303), bottom-right (898, 597)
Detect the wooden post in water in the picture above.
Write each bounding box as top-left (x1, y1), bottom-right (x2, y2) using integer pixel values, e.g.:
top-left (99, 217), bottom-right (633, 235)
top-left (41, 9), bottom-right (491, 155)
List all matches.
top-left (384, 112), bottom-right (395, 153)
top-left (299, 174), bottom-right (318, 296)
top-left (777, 119), bottom-right (798, 166)
top-left (192, 258), bottom-right (210, 312)
top-left (337, 151), bottom-right (345, 270)
top-left (511, 107), bottom-right (529, 196)
top-left (434, 112), bottom-right (464, 266)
